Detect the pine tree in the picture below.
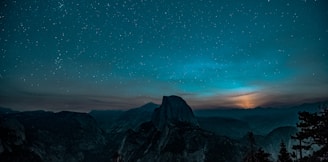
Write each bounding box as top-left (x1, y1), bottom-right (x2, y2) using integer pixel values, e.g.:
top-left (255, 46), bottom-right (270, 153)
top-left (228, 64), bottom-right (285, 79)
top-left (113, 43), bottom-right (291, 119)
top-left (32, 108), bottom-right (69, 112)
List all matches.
top-left (292, 104), bottom-right (328, 160)
top-left (278, 141), bottom-right (292, 162)
top-left (244, 147), bottom-right (272, 162)
top-left (315, 105), bottom-right (328, 146)
top-left (254, 148), bottom-right (271, 162)
top-left (291, 111), bottom-right (313, 160)
top-left (249, 132), bottom-right (256, 162)
top-left (312, 105), bottom-right (328, 159)
top-left (243, 132), bottom-right (256, 162)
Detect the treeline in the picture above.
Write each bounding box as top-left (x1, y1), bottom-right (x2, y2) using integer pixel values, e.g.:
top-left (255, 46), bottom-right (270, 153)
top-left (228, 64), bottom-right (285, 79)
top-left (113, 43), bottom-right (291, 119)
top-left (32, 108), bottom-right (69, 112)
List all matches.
top-left (243, 104), bottom-right (327, 162)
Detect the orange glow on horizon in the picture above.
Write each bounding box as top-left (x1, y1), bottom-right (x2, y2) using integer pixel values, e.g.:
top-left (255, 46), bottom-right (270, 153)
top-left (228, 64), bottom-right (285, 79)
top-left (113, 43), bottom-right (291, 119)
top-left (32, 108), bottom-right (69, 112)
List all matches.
top-left (233, 93), bottom-right (257, 109)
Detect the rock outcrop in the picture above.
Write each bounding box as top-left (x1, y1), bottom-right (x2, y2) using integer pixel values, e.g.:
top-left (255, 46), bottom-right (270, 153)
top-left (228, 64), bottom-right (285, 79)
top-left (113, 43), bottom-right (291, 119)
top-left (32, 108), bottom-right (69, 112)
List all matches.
top-left (152, 95), bottom-right (199, 130)
top-left (0, 118), bottom-right (26, 153)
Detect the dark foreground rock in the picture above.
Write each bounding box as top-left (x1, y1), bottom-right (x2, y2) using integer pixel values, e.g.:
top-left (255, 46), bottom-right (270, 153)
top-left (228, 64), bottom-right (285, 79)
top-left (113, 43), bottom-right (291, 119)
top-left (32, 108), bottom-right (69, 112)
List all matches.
top-left (0, 111), bottom-right (110, 162)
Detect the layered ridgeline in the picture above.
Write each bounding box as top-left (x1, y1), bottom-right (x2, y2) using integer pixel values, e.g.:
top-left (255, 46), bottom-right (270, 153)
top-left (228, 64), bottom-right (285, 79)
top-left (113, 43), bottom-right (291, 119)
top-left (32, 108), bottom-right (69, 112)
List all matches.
top-left (118, 95), bottom-right (243, 162)
top-left (1, 96), bottom-right (318, 161)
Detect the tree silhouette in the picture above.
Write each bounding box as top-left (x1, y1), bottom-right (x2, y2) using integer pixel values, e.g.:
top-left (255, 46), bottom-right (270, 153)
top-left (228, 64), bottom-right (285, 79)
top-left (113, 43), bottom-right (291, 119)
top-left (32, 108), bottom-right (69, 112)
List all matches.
top-left (243, 132), bottom-right (256, 162)
top-left (291, 111), bottom-right (313, 160)
top-left (311, 105), bottom-right (328, 160)
top-left (254, 148), bottom-right (271, 162)
top-left (243, 147), bottom-right (272, 162)
top-left (278, 141), bottom-right (292, 162)
top-left (292, 104), bottom-right (328, 160)
top-left (243, 132), bottom-right (272, 162)
top-left (314, 106), bottom-right (328, 146)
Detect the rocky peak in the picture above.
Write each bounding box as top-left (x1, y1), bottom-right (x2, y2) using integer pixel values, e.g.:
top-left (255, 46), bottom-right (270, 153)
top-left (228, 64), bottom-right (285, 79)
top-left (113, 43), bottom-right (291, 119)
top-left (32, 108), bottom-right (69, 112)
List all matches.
top-left (151, 95), bottom-right (199, 130)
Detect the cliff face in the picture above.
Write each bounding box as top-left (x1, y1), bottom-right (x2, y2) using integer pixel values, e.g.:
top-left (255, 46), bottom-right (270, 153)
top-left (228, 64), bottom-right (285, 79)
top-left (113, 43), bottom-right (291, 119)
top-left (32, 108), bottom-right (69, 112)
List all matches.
top-left (151, 95), bottom-right (199, 130)
top-left (119, 95), bottom-right (242, 162)
top-left (119, 122), bottom-right (208, 162)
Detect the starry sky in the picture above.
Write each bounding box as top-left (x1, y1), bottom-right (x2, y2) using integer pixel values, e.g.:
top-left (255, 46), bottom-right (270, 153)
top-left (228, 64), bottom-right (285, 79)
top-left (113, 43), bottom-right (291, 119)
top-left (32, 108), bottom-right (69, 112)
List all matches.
top-left (1, 0), bottom-right (328, 111)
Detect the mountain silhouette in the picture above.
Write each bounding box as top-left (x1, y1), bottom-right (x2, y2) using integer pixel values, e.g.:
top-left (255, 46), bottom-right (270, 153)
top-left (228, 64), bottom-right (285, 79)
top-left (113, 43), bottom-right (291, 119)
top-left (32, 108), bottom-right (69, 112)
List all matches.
top-left (152, 95), bottom-right (199, 130)
top-left (118, 95), bottom-right (243, 162)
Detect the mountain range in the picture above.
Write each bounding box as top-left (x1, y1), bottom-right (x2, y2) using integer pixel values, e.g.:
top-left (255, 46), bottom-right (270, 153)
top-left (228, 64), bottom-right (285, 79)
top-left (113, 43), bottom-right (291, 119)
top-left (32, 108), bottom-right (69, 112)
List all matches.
top-left (1, 96), bottom-right (326, 161)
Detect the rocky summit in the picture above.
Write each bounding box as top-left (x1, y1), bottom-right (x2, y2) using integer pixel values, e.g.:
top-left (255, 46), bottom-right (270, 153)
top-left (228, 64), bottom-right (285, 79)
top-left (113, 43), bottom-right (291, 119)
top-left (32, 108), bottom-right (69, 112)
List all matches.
top-left (151, 95), bottom-right (199, 130)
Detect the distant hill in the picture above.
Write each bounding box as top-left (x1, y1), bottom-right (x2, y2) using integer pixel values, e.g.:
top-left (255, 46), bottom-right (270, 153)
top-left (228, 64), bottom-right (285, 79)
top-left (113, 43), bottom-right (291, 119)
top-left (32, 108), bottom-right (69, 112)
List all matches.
top-left (90, 102), bottom-right (158, 133)
top-left (194, 101), bottom-right (326, 135)
top-left (89, 109), bottom-right (124, 131)
top-left (197, 116), bottom-right (250, 139)
top-left (0, 107), bottom-right (18, 114)
top-left (258, 126), bottom-right (298, 161)
top-left (89, 100), bottom-right (326, 138)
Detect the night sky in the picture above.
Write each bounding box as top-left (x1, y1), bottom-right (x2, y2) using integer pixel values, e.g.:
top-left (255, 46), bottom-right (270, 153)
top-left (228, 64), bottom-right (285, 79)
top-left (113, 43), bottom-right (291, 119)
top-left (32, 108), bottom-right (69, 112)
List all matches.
top-left (1, 0), bottom-right (328, 111)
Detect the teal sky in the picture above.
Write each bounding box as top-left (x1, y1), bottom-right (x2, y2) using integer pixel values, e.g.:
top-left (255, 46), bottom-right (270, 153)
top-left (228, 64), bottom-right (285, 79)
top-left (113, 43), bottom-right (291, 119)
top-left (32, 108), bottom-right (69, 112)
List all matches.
top-left (1, 0), bottom-right (328, 111)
